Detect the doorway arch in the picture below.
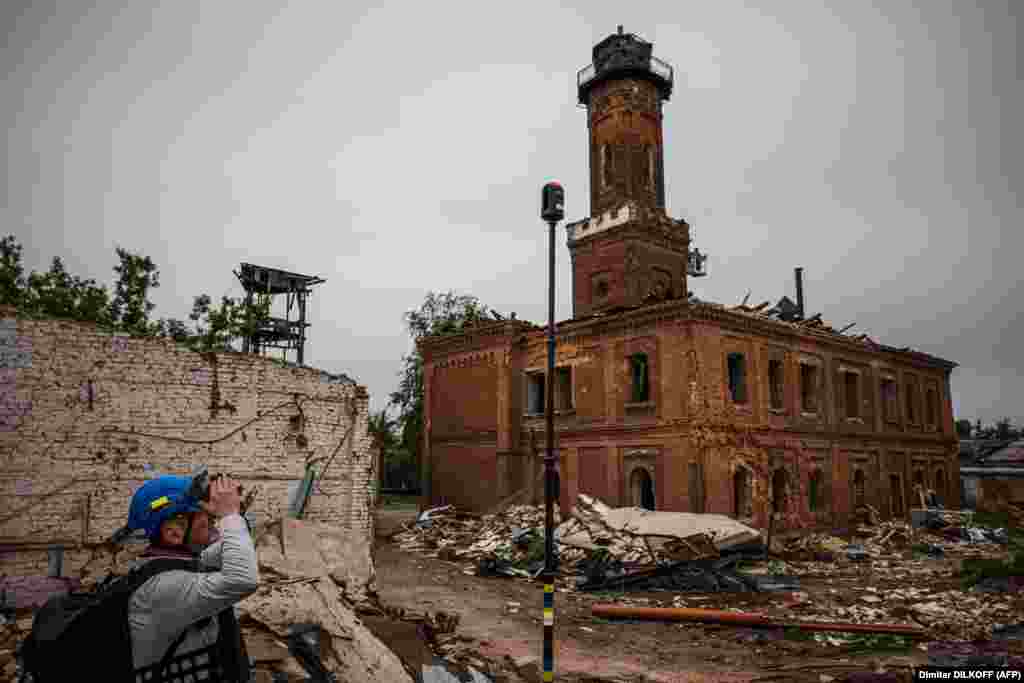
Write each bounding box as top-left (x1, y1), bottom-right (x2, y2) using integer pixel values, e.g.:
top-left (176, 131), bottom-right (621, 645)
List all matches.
top-left (853, 469), bottom-right (866, 508)
top-left (630, 467), bottom-right (656, 511)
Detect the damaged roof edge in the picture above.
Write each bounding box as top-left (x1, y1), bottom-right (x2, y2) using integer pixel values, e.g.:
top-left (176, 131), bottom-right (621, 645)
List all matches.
top-left (414, 298), bottom-right (956, 371)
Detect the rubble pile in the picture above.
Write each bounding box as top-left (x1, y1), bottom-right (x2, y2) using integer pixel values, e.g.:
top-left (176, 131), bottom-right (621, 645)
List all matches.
top-left (395, 503), bottom-right (587, 573)
top-left (395, 496), bottom-right (770, 592)
top-left (239, 518), bottom-right (414, 682)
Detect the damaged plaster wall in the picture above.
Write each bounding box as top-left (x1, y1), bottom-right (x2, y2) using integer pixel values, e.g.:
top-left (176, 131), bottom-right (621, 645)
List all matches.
top-left (0, 311), bottom-right (377, 578)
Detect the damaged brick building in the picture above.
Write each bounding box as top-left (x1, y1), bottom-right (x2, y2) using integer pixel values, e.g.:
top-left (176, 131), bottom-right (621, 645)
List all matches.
top-left (420, 28), bottom-right (959, 531)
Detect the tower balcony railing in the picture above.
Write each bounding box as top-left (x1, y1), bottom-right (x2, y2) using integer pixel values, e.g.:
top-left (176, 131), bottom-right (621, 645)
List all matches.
top-left (576, 55), bottom-right (674, 91)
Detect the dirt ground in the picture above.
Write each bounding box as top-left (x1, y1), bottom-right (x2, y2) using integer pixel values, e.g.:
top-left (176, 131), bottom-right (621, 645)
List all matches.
top-left (372, 508), bottom-right (1014, 682)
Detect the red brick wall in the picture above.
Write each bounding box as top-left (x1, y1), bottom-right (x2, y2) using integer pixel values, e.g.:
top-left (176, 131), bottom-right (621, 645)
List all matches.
top-left (0, 314), bottom-right (375, 576)
top-left (430, 444), bottom-right (497, 511)
top-left (430, 352), bottom-right (499, 437)
top-left (578, 446), bottom-right (609, 501)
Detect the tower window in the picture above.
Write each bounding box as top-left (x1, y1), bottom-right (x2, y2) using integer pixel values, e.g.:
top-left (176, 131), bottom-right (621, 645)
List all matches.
top-left (926, 388), bottom-right (938, 427)
top-left (629, 353), bottom-right (650, 403)
top-left (649, 145), bottom-right (657, 190)
top-left (727, 353), bottom-right (747, 404)
top-left (598, 143), bottom-right (606, 188)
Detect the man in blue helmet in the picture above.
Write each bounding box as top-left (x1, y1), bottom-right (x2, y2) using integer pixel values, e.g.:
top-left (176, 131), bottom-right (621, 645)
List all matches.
top-left (125, 474), bottom-right (259, 681)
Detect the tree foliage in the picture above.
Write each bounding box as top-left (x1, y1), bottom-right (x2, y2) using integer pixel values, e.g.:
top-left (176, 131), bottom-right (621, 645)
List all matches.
top-left (368, 409), bottom-right (416, 489)
top-left (110, 248), bottom-right (159, 334)
top-left (955, 419), bottom-right (973, 439)
top-left (0, 235), bottom-right (269, 352)
top-left (186, 293), bottom-right (270, 353)
top-left (388, 291), bottom-right (496, 489)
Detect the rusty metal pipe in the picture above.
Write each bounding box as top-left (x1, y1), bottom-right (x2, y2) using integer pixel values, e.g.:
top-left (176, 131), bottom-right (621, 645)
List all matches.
top-left (591, 605), bottom-right (925, 637)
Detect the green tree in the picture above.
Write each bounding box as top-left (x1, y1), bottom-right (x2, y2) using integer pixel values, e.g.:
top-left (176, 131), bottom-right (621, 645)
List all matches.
top-left (188, 293), bottom-right (270, 352)
top-left (0, 236), bottom-right (26, 307)
top-left (110, 247), bottom-right (160, 334)
top-left (368, 409), bottom-right (417, 490)
top-left (23, 257), bottom-right (113, 325)
top-left (389, 291), bottom-right (496, 492)
top-left (955, 419), bottom-right (973, 439)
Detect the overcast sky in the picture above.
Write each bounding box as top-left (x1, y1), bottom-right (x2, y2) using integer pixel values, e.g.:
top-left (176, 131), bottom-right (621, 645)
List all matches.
top-left (3, 1), bottom-right (1021, 425)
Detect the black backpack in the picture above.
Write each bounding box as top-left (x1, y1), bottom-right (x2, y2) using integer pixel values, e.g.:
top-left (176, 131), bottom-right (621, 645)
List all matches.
top-left (18, 557), bottom-right (250, 683)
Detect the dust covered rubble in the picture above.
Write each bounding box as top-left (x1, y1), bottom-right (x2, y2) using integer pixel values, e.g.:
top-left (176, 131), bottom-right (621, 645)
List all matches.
top-left (394, 494), bottom-right (763, 581)
top-left (238, 518), bottom-right (414, 682)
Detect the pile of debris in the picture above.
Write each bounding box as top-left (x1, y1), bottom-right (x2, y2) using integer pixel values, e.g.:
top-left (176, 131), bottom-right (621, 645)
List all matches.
top-left (395, 495), bottom-right (772, 592)
top-left (395, 503), bottom-right (584, 578)
top-left (238, 518), bottom-right (414, 682)
top-left (0, 520), bottom-right (421, 683)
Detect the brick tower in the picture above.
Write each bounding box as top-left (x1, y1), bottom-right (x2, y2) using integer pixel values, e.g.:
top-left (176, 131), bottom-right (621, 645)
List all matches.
top-left (568, 27), bottom-right (705, 318)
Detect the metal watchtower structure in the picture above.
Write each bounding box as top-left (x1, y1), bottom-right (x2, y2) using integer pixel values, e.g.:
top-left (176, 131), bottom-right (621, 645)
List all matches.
top-left (234, 262), bottom-right (325, 366)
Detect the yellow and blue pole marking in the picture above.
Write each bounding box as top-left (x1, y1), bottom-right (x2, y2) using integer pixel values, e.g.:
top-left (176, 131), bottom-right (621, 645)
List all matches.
top-left (543, 581), bottom-right (554, 681)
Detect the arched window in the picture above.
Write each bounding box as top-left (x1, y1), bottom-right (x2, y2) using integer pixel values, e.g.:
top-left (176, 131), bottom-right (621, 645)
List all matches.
top-left (601, 144), bottom-right (613, 189)
top-left (771, 469), bottom-right (788, 515)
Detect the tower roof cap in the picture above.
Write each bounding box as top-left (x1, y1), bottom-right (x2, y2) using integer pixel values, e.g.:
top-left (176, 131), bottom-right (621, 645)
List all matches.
top-left (577, 28), bottom-right (674, 104)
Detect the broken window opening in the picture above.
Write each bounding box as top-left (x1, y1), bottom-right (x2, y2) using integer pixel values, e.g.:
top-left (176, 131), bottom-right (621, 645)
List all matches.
top-left (630, 467), bottom-right (656, 510)
top-left (771, 469), bottom-right (788, 515)
top-left (844, 371), bottom-right (860, 419)
top-left (733, 467), bottom-right (752, 518)
top-left (808, 470), bottom-right (823, 513)
top-left (525, 372), bottom-right (545, 415)
top-left (768, 359), bottom-right (784, 410)
top-left (890, 474), bottom-right (905, 517)
top-left (688, 461), bottom-right (705, 514)
top-left (800, 363), bottom-right (819, 413)
top-left (554, 366), bottom-right (573, 411)
top-left (630, 353), bottom-right (650, 403)
top-left (881, 378), bottom-right (898, 422)
top-left (853, 469), bottom-right (866, 509)
top-left (727, 353), bottom-right (747, 404)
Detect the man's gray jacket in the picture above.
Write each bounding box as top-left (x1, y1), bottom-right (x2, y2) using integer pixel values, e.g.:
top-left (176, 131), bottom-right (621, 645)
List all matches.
top-left (128, 513), bottom-right (260, 673)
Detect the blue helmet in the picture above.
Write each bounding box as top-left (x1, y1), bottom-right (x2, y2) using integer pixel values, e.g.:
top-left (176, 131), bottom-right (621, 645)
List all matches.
top-left (127, 475), bottom-right (203, 541)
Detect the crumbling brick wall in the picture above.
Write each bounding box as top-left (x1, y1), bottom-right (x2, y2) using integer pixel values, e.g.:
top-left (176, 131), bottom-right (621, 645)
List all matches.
top-left (0, 312), bottom-right (375, 577)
